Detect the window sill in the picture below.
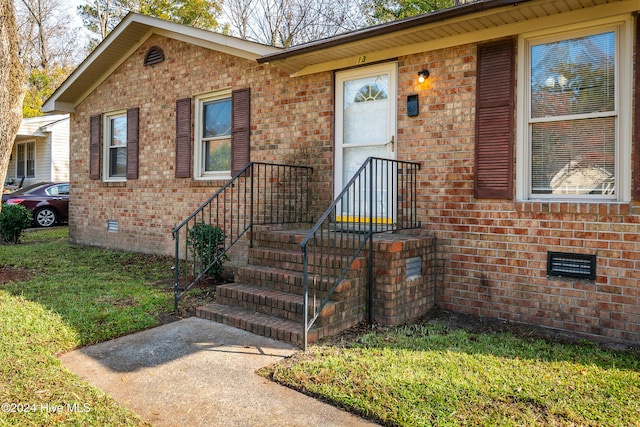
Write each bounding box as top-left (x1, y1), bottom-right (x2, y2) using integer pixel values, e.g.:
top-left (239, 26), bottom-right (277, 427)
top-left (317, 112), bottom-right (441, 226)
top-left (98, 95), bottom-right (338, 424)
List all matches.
top-left (191, 179), bottom-right (231, 187)
top-left (515, 201), bottom-right (632, 216)
top-left (100, 181), bottom-right (127, 188)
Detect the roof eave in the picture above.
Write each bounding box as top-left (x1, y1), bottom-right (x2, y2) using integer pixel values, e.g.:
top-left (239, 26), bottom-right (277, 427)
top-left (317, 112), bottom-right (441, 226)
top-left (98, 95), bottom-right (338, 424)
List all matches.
top-left (257, 0), bottom-right (528, 64)
top-left (43, 13), bottom-right (281, 114)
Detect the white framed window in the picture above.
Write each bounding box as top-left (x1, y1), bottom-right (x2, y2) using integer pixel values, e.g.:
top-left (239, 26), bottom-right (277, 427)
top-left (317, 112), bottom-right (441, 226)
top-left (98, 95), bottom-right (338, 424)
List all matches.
top-left (517, 18), bottom-right (632, 201)
top-left (103, 110), bottom-right (127, 181)
top-left (194, 89), bottom-right (232, 179)
top-left (16, 141), bottom-right (35, 178)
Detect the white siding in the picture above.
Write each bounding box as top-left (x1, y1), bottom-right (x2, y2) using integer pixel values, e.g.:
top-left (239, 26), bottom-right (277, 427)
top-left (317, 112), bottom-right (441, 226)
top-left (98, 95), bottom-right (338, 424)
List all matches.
top-left (5, 115), bottom-right (70, 187)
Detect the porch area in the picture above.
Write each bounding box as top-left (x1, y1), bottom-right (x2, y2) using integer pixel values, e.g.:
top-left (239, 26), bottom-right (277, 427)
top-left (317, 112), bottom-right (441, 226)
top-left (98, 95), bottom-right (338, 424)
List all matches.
top-left (196, 226), bottom-right (437, 346)
top-left (173, 160), bottom-right (435, 349)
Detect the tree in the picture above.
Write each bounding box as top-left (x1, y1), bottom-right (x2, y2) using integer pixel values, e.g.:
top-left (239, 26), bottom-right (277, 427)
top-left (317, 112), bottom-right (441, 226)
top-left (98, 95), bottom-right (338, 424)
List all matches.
top-left (127, 0), bottom-right (221, 29)
top-left (77, 0), bottom-right (128, 43)
top-left (78, 0), bottom-right (222, 46)
top-left (15, 0), bottom-right (88, 116)
top-left (0, 0), bottom-right (26, 199)
top-left (22, 65), bottom-right (71, 117)
top-left (367, 0), bottom-right (454, 24)
top-left (223, 0), bottom-right (367, 47)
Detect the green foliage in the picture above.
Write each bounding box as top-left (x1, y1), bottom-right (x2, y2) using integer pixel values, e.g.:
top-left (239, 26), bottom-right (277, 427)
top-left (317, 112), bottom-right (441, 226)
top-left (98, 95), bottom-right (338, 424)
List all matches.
top-left (0, 204), bottom-right (33, 243)
top-left (129, 0), bottom-right (221, 29)
top-left (22, 66), bottom-right (72, 117)
top-left (78, 0), bottom-right (221, 44)
top-left (371, 0), bottom-right (454, 22)
top-left (187, 222), bottom-right (229, 278)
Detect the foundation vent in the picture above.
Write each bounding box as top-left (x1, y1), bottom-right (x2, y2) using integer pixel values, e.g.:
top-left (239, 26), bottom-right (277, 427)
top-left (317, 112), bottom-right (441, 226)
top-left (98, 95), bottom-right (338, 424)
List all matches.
top-left (406, 256), bottom-right (422, 279)
top-left (107, 220), bottom-right (119, 232)
top-left (547, 251), bottom-right (596, 280)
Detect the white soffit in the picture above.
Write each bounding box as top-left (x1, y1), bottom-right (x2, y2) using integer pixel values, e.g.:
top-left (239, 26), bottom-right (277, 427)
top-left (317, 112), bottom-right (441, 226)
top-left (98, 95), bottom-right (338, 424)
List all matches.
top-left (261, 0), bottom-right (633, 77)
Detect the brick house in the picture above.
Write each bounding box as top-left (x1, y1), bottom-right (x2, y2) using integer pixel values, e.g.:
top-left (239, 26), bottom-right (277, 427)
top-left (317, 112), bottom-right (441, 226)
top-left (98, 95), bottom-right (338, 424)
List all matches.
top-left (44, 0), bottom-right (640, 346)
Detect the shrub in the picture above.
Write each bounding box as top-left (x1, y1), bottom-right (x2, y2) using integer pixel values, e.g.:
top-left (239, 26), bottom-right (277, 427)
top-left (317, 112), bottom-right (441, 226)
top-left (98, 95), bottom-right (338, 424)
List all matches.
top-left (187, 222), bottom-right (229, 279)
top-left (0, 204), bottom-right (33, 244)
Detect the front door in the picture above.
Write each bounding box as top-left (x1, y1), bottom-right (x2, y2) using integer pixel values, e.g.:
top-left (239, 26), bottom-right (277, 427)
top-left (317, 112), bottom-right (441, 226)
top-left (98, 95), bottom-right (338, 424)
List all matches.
top-left (335, 63), bottom-right (397, 223)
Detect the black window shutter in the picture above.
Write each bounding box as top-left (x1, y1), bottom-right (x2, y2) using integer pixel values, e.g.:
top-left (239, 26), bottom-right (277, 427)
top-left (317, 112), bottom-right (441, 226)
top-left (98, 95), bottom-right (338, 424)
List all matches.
top-left (175, 98), bottom-right (192, 178)
top-left (633, 16), bottom-right (640, 200)
top-left (126, 108), bottom-right (139, 179)
top-left (231, 88), bottom-right (250, 176)
top-left (89, 114), bottom-right (101, 180)
top-left (474, 38), bottom-right (515, 199)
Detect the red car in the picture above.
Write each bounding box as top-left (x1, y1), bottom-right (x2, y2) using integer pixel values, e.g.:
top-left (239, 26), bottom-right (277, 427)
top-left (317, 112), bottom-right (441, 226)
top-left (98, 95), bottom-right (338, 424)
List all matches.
top-left (2, 182), bottom-right (69, 227)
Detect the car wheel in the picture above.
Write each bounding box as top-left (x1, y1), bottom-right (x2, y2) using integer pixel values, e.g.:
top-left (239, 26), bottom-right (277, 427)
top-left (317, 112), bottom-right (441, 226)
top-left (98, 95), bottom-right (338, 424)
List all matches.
top-left (34, 207), bottom-right (57, 227)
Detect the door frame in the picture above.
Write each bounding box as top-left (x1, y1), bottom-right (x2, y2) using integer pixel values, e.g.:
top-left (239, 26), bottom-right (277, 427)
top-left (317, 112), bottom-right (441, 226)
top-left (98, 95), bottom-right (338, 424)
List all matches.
top-left (334, 62), bottom-right (398, 196)
top-left (334, 62), bottom-right (398, 223)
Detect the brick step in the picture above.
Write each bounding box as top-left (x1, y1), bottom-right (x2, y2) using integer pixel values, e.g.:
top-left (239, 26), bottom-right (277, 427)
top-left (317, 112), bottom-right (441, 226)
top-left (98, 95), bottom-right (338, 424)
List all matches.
top-left (216, 282), bottom-right (340, 326)
top-left (252, 228), bottom-right (373, 256)
top-left (248, 246), bottom-right (368, 274)
top-left (196, 303), bottom-right (321, 346)
top-left (235, 264), bottom-right (364, 298)
top-left (196, 301), bottom-right (366, 347)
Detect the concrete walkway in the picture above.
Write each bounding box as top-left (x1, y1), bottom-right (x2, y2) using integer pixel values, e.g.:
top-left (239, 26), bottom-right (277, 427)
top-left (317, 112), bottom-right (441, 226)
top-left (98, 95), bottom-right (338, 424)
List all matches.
top-left (60, 317), bottom-right (378, 427)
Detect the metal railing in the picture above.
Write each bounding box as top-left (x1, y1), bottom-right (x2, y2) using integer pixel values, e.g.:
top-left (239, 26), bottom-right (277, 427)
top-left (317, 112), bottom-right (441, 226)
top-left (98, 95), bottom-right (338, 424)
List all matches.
top-left (172, 162), bottom-right (313, 311)
top-left (300, 157), bottom-right (421, 349)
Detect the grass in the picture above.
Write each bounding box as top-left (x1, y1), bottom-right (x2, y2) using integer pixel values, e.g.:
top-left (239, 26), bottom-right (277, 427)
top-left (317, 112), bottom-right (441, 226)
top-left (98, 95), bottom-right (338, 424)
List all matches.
top-left (2, 228), bottom-right (640, 426)
top-left (265, 323), bottom-right (640, 426)
top-left (0, 227), bottom-right (181, 426)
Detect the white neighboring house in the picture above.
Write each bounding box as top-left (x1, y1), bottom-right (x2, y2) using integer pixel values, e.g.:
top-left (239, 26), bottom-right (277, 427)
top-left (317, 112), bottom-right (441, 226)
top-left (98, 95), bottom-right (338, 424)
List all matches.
top-left (5, 114), bottom-right (69, 189)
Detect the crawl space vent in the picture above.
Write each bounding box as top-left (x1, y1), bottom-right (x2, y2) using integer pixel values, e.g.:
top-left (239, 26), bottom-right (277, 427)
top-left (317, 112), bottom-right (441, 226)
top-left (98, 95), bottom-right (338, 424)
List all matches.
top-left (406, 256), bottom-right (422, 279)
top-left (547, 251), bottom-right (596, 280)
top-left (107, 220), bottom-right (119, 232)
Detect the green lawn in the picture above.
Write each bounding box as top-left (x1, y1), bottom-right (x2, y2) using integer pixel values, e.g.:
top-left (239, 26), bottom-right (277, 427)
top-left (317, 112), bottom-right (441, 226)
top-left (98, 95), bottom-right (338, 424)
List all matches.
top-left (0, 227), bottom-right (176, 426)
top-left (264, 323), bottom-right (640, 426)
top-left (2, 228), bottom-right (640, 426)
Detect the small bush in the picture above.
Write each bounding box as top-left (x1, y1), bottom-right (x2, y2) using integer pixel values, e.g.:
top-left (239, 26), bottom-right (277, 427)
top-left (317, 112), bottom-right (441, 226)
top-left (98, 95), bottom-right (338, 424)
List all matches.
top-left (187, 222), bottom-right (229, 279)
top-left (0, 204), bottom-right (33, 244)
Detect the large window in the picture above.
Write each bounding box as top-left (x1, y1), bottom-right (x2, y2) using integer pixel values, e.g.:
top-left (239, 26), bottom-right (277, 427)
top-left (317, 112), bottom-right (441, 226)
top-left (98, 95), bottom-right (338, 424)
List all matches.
top-left (518, 21), bottom-right (631, 201)
top-left (194, 91), bottom-right (232, 179)
top-left (16, 141), bottom-right (35, 178)
top-left (103, 111), bottom-right (127, 181)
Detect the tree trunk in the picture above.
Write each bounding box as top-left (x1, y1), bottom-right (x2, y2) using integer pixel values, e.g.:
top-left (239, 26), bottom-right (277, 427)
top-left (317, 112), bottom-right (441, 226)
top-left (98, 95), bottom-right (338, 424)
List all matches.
top-left (0, 0), bottom-right (26, 206)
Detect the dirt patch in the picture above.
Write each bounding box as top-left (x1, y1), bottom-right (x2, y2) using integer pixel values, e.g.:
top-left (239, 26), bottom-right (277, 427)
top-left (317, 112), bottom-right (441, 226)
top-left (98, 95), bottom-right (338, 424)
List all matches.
top-left (154, 270), bottom-right (234, 325)
top-left (0, 267), bottom-right (33, 284)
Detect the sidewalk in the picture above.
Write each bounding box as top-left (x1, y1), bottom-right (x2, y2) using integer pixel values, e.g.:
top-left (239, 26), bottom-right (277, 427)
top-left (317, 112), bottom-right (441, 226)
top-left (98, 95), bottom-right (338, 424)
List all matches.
top-left (60, 317), bottom-right (378, 427)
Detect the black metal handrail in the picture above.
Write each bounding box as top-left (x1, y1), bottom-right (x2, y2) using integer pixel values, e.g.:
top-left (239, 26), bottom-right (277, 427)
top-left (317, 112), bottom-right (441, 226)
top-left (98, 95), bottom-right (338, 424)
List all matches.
top-left (172, 162), bottom-right (313, 311)
top-left (300, 157), bottom-right (420, 350)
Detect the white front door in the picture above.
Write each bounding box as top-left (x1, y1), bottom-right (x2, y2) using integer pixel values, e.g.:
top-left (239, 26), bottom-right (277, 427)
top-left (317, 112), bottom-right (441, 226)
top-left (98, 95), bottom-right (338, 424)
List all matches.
top-left (335, 63), bottom-right (397, 223)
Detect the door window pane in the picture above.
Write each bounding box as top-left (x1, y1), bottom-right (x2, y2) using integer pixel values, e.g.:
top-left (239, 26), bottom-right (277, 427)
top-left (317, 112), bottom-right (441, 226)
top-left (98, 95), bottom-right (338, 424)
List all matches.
top-left (343, 76), bottom-right (389, 146)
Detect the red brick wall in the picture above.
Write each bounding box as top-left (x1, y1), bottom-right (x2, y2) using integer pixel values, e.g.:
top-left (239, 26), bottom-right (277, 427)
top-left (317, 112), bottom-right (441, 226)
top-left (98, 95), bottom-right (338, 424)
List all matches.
top-left (70, 33), bottom-right (640, 344)
top-left (397, 44), bottom-right (640, 343)
top-left (70, 34), bottom-right (335, 255)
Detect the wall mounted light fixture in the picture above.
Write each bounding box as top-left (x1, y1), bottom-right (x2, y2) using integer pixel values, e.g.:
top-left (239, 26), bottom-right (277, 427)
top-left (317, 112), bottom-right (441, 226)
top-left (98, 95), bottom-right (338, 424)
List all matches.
top-left (418, 70), bottom-right (430, 83)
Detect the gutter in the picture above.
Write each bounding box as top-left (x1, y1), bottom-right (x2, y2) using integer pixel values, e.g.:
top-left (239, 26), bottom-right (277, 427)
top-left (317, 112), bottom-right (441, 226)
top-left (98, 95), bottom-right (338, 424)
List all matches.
top-left (257, 0), bottom-right (530, 63)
